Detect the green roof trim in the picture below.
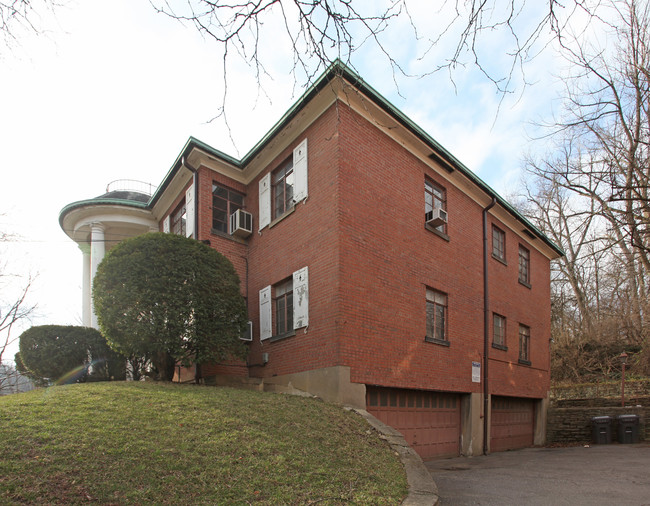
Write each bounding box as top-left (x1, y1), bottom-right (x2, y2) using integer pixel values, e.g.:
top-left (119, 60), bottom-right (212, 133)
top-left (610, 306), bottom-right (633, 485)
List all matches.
top-left (60, 59), bottom-right (563, 257)
top-left (59, 198), bottom-right (149, 229)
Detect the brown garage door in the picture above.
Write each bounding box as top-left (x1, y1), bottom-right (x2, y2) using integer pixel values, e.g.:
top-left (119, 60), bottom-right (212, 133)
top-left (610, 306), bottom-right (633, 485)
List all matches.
top-left (490, 396), bottom-right (535, 452)
top-left (366, 387), bottom-right (460, 459)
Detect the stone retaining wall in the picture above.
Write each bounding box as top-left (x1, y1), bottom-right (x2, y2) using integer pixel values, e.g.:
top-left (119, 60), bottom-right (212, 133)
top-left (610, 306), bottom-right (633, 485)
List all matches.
top-left (551, 379), bottom-right (650, 401)
top-left (547, 406), bottom-right (649, 444)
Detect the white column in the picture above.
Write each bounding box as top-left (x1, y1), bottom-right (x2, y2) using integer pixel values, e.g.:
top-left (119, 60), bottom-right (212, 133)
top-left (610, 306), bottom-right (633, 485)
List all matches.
top-left (79, 243), bottom-right (92, 327)
top-left (90, 223), bottom-right (106, 329)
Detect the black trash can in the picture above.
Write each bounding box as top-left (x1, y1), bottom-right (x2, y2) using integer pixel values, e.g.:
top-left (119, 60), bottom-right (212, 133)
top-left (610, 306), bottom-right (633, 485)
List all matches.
top-left (591, 416), bottom-right (613, 444)
top-left (617, 414), bottom-right (640, 444)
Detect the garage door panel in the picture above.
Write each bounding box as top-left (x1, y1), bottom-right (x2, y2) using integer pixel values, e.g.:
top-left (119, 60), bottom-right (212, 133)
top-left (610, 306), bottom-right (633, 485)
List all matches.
top-left (491, 396), bottom-right (534, 452)
top-left (367, 387), bottom-right (460, 459)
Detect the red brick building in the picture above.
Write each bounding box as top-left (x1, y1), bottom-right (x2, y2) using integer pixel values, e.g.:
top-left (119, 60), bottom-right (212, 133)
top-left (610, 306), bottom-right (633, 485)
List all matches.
top-left (60, 62), bottom-right (562, 458)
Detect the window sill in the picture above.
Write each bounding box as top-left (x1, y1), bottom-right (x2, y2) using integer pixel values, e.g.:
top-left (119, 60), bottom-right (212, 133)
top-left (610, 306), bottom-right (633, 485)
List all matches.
top-left (492, 343), bottom-right (508, 351)
top-left (518, 359), bottom-right (531, 366)
top-left (269, 205), bottom-right (295, 229)
top-left (492, 254), bottom-right (507, 266)
top-left (270, 330), bottom-right (296, 342)
top-left (518, 280), bottom-right (532, 289)
top-left (425, 337), bottom-right (450, 347)
top-left (424, 224), bottom-right (450, 242)
top-left (210, 228), bottom-right (248, 245)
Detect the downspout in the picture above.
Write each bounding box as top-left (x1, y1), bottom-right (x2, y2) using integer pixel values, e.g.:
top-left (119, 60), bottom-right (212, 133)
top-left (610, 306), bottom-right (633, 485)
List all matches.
top-left (482, 196), bottom-right (496, 455)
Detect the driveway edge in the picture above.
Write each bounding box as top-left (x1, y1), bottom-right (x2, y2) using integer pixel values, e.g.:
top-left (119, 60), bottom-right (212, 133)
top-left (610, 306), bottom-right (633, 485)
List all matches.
top-left (347, 407), bottom-right (439, 506)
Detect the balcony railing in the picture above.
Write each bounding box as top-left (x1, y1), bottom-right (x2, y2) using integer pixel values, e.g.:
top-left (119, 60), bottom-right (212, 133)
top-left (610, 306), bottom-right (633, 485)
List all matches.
top-left (106, 179), bottom-right (157, 196)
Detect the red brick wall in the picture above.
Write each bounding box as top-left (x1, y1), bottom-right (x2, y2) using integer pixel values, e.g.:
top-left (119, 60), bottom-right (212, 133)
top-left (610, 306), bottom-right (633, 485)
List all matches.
top-left (335, 104), bottom-right (550, 399)
top-left (196, 167), bottom-right (249, 297)
top-left (245, 104), bottom-right (343, 378)
top-left (488, 217), bottom-right (551, 397)
top-left (156, 99), bottom-right (552, 400)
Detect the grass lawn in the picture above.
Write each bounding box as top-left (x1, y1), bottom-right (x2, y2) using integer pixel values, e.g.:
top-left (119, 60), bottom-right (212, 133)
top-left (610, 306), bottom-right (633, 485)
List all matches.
top-left (0, 382), bottom-right (408, 504)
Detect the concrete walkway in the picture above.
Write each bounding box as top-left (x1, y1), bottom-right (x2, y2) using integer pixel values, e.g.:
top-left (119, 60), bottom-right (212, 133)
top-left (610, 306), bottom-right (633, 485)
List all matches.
top-left (425, 444), bottom-right (650, 505)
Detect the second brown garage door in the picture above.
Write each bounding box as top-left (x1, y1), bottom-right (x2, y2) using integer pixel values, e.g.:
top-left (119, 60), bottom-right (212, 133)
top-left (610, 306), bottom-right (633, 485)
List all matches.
top-left (490, 396), bottom-right (535, 452)
top-left (366, 386), bottom-right (460, 459)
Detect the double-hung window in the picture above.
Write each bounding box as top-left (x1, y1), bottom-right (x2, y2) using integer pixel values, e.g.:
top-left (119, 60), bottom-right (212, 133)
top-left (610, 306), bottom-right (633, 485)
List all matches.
top-left (424, 179), bottom-right (447, 233)
top-left (493, 313), bottom-right (506, 349)
top-left (274, 278), bottom-right (293, 336)
top-left (492, 226), bottom-right (506, 262)
top-left (518, 245), bottom-right (530, 286)
top-left (212, 183), bottom-right (244, 234)
top-left (519, 324), bottom-right (530, 363)
top-left (272, 158), bottom-right (294, 219)
top-left (259, 267), bottom-right (309, 341)
top-left (171, 200), bottom-right (186, 236)
top-left (259, 139), bottom-right (308, 231)
top-left (426, 288), bottom-right (448, 344)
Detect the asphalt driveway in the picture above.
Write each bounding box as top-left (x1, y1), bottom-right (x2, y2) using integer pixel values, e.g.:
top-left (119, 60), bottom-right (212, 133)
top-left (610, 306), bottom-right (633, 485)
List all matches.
top-left (425, 444), bottom-right (650, 505)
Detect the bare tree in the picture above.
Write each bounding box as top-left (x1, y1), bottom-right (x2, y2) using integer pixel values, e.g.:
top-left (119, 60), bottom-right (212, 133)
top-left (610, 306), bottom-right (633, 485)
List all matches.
top-left (525, 0), bottom-right (650, 379)
top-left (0, 223), bottom-right (36, 394)
top-left (150, 0), bottom-right (608, 121)
top-left (0, 0), bottom-right (62, 52)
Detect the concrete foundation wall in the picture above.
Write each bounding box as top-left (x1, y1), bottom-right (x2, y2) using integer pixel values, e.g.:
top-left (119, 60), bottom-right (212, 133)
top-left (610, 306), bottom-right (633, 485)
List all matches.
top-left (216, 365), bottom-right (367, 409)
top-left (535, 396), bottom-right (549, 445)
top-left (460, 392), bottom-right (485, 456)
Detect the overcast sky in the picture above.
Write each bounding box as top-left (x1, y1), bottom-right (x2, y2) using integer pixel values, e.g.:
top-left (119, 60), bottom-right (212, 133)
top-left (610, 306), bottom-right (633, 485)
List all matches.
top-left (0, 0), bottom-right (571, 363)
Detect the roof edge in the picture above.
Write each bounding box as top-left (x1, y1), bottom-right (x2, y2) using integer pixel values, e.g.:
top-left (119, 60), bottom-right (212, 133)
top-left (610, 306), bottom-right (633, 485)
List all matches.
top-left (109, 59), bottom-right (563, 257)
top-left (59, 198), bottom-right (150, 229)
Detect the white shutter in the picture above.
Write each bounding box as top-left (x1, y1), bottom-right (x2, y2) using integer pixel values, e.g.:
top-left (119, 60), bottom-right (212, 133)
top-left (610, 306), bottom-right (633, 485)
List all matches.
top-left (293, 138), bottom-right (308, 203)
top-left (293, 266), bottom-right (309, 330)
top-left (163, 216), bottom-right (170, 233)
top-left (185, 184), bottom-right (195, 238)
top-left (259, 285), bottom-right (272, 340)
top-left (259, 173), bottom-right (271, 230)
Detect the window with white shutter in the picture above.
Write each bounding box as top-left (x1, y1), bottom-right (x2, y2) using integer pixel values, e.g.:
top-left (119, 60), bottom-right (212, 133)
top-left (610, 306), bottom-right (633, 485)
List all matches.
top-left (259, 173), bottom-right (271, 230)
top-left (185, 185), bottom-right (195, 238)
top-left (293, 266), bottom-right (309, 329)
top-left (259, 285), bottom-right (272, 340)
top-left (163, 216), bottom-right (170, 233)
top-left (258, 138), bottom-right (308, 230)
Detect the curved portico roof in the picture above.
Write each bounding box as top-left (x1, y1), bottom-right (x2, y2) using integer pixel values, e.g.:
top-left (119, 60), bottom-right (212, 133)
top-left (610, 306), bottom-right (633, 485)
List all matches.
top-left (59, 191), bottom-right (157, 245)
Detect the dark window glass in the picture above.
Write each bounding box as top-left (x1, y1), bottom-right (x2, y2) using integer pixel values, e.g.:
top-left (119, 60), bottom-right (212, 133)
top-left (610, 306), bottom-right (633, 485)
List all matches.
top-left (272, 159), bottom-right (294, 219)
top-left (519, 245), bottom-right (530, 285)
top-left (274, 278), bottom-right (293, 335)
top-left (425, 179), bottom-right (447, 233)
top-left (493, 314), bottom-right (506, 346)
top-left (492, 226), bottom-right (506, 261)
top-left (212, 183), bottom-right (245, 234)
top-left (426, 288), bottom-right (448, 342)
top-left (171, 200), bottom-right (186, 236)
top-left (519, 324), bottom-right (530, 362)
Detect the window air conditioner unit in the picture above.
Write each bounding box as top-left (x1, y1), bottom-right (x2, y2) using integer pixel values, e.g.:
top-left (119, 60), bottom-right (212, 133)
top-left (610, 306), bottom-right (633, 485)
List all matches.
top-left (426, 208), bottom-right (448, 227)
top-left (230, 209), bottom-right (253, 238)
top-left (240, 321), bottom-right (253, 342)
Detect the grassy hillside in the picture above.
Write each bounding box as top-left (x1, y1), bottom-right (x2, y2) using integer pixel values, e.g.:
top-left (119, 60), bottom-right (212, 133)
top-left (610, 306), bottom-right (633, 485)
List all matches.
top-left (0, 382), bottom-right (407, 505)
